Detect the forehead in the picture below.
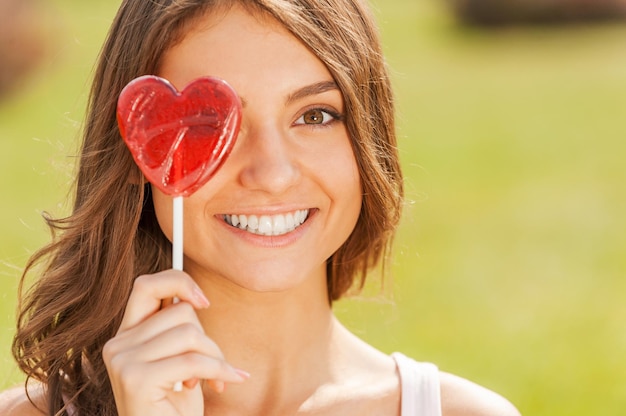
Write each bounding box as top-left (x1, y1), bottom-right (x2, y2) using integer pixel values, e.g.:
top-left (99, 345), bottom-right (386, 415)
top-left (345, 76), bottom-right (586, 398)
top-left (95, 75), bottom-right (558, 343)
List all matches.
top-left (158, 4), bottom-right (333, 94)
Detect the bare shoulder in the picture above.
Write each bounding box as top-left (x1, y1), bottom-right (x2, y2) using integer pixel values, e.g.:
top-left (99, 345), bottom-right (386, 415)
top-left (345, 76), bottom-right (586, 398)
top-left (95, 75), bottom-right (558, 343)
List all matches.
top-left (439, 371), bottom-right (521, 416)
top-left (0, 384), bottom-right (46, 416)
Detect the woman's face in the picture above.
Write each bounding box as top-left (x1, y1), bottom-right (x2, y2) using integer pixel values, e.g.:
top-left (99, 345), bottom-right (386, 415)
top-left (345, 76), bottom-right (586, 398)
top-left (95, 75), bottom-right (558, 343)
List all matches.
top-left (153, 5), bottom-right (362, 292)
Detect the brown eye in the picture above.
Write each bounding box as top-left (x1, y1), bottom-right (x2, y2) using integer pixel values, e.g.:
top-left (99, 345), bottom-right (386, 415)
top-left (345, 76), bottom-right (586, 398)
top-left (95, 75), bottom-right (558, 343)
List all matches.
top-left (302, 109), bottom-right (325, 124)
top-left (294, 108), bottom-right (339, 126)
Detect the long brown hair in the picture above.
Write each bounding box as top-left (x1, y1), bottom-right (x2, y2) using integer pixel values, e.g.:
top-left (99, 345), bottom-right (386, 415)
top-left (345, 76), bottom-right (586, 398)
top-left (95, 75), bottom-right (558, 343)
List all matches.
top-left (12, 0), bottom-right (403, 414)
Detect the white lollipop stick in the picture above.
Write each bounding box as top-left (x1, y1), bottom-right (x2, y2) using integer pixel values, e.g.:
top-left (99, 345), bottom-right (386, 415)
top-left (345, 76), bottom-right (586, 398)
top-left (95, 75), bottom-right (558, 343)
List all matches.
top-left (172, 195), bottom-right (184, 392)
top-left (172, 196), bottom-right (184, 271)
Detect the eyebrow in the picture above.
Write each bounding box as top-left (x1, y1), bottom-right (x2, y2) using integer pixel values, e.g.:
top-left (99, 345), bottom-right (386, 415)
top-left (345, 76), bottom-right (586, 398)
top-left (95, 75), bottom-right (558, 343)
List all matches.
top-left (285, 80), bottom-right (339, 105)
top-left (239, 80), bottom-right (339, 108)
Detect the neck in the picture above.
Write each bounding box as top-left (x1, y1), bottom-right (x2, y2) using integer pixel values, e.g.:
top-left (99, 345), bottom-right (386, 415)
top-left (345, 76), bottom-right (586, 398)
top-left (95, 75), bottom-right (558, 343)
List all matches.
top-left (193, 267), bottom-right (345, 413)
top-left (198, 278), bottom-right (335, 371)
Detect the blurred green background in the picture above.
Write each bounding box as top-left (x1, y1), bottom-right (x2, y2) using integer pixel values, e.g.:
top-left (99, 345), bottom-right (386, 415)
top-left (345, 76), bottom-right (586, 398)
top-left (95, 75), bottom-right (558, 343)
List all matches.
top-left (1, 0), bottom-right (625, 414)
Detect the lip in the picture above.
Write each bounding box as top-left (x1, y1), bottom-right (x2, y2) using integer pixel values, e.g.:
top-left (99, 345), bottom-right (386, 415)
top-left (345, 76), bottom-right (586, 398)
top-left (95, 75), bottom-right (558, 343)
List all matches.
top-left (216, 208), bottom-right (318, 248)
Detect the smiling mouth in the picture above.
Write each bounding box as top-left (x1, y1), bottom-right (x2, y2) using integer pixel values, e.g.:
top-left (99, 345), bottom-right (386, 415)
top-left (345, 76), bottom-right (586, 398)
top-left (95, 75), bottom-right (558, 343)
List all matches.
top-left (222, 209), bottom-right (310, 236)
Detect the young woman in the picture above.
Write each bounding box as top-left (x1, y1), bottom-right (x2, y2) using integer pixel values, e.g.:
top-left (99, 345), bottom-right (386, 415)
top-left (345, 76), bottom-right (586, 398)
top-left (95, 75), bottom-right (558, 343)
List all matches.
top-left (1, 0), bottom-right (520, 414)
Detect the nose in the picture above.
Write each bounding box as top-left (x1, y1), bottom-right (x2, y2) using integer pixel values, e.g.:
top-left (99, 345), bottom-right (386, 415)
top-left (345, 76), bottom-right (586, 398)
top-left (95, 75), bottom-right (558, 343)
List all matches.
top-left (237, 122), bottom-right (301, 194)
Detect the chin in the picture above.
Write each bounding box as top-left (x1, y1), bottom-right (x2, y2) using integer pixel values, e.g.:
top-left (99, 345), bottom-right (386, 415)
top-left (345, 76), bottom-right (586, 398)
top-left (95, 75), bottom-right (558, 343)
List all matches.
top-left (234, 271), bottom-right (306, 293)
top-left (219, 261), bottom-right (324, 295)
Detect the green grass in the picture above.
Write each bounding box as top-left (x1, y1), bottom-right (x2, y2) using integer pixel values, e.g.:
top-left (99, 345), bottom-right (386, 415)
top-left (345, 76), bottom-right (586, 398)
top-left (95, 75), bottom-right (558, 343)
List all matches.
top-left (1, 0), bottom-right (625, 414)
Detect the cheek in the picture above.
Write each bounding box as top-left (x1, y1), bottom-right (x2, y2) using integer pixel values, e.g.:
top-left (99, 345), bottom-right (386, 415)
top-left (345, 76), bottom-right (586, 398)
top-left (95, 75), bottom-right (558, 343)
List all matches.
top-left (346, 170), bottom-right (363, 225)
top-left (343, 144), bottom-right (364, 235)
top-left (341, 159), bottom-right (362, 207)
top-left (331, 140), bottom-right (363, 222)
top-left (341, 141), bottom-right (362, 201)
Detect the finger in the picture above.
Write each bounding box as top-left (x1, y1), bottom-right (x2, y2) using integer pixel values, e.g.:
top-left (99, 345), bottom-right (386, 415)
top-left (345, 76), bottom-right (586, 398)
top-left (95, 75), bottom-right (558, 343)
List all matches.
top-left (119, 270), bottom-right (210, 332)
top-left (114, 301), bottom-right (206, 349)
top-left (124, 322), bottom-right (225, 364)
top-left (105, 349), bottom-right (246, 393)
top-left (148, 353), bottom-right (248, 389)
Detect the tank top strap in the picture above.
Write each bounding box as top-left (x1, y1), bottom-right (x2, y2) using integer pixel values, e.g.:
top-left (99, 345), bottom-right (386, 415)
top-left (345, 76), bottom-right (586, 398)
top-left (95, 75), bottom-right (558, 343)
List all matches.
top-left (391, 352), bottom-right (442, 416)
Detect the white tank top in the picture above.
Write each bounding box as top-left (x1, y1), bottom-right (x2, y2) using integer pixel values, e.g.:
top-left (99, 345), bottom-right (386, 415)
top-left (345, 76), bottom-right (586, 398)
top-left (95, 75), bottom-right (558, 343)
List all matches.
top-left (392, 352), bottom-right (442, 416)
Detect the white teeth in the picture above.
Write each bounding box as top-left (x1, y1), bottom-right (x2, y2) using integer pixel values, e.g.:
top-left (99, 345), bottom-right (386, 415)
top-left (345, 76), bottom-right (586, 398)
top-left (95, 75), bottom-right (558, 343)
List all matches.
top-left (285, 212), bottom-right (295, 230)
top-left (223, 209), bottom-right (310, 236)
top-left (247, 215), bottom-right (259, 230)
top-left (258, 215), bottom-right (272, 235)
top-left (272, 215), bottom-right (285, 236)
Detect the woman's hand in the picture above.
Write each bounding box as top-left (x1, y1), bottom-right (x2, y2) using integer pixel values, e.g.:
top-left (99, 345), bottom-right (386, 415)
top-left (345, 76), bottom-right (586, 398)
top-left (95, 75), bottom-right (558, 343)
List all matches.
top-left (103, 270), bottom-right (248, 416)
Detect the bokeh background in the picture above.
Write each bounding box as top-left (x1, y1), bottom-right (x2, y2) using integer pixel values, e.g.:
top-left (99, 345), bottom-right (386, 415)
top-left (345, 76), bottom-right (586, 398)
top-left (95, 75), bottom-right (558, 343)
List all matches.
top-left (1, 0), bottom-right (625, 414)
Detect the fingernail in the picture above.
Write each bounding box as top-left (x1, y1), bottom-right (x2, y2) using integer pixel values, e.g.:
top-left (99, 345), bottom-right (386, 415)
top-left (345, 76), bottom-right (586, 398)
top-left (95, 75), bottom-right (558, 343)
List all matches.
top-left (193, 286), bottom-right (210, 308)
top-left (234, 368), bottom-right (250, 380)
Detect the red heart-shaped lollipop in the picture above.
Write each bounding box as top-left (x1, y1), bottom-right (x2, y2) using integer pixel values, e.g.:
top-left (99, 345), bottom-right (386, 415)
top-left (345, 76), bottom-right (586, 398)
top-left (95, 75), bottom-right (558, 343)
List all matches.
top-left (117, 75), bottom-right (241, 196)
